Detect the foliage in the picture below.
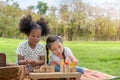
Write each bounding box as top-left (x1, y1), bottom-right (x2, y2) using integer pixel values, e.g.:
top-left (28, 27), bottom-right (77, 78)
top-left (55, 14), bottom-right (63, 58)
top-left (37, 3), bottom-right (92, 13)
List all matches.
top-left (0, 0), bottom-right (120, 41)
top-left (94, 17), bottom-right (117, 40)
top-left (36, 1), bottom-right (48, 15)
top-left (0, 2), bottom-right (22, 38)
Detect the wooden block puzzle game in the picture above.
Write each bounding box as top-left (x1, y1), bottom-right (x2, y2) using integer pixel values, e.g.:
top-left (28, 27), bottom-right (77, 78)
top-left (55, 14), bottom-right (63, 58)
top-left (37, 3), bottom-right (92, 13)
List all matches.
top-left (33, 60), bottom-right (77, 73)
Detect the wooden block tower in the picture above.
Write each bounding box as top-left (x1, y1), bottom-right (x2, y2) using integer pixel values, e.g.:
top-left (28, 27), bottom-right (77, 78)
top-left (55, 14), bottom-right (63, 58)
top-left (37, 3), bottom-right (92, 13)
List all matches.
top-left (60, 60), bottom-right (76, 73)
top-left (34, 63), bottom-right (55, 73)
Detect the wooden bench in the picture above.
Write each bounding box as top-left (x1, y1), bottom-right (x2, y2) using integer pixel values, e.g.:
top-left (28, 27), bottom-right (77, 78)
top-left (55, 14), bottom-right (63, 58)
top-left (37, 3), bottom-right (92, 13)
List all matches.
top-left (29, 72), bottom-right (82, 80)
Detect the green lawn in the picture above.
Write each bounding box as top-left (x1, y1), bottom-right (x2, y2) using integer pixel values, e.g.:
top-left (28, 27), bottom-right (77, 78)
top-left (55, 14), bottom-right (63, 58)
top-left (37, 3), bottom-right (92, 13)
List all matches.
top-left (0, 38), bottom-right (120, 76)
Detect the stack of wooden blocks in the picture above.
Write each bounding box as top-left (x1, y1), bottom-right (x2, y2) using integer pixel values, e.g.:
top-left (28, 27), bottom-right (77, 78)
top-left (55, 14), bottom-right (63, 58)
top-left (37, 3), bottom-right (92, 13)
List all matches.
top-left (33, 61), bottom-right (76, 73)
top-left (60, 60), bottom-right (76, 73)
top-left (60, 65), bottom-right (76, 73)
top-left (34, 65), bottom-right (55, 73)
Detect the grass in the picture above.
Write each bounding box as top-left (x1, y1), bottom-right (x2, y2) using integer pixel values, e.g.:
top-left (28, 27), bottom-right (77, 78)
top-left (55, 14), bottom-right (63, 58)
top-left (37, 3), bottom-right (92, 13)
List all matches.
top-left (64, 41), bottom-right (120, 76)
top-left (0, 38), bottom-right (120, 76)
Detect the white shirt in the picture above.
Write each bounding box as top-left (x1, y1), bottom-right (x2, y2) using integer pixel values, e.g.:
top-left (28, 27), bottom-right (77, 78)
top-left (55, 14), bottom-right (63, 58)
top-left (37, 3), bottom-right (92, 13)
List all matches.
top-left (16, 41), bottom-right (46, 60)
top-left (50, 47), bottom-right (73, 62)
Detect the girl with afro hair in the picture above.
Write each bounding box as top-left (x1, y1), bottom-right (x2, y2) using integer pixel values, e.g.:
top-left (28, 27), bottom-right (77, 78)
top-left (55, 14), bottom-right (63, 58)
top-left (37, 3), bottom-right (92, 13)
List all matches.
top-left (16, 14), bottom-right (49, 72)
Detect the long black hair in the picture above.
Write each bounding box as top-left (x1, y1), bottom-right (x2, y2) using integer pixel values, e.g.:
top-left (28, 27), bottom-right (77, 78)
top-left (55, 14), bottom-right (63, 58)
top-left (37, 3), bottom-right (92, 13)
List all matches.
top-left (19, 14), bottom-right (49, 36)
top-left (46, 35), bottom-right (65, 64)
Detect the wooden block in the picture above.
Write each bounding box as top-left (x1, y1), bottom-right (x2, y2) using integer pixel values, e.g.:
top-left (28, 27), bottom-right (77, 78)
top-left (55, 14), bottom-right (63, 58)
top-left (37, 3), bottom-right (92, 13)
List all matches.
top-left (40, 66), bottom-right (46, 73)
top-left (50, 65), bottom-right (55, 72)
top-left (71, 67), bottom-right (76, 72)
top-left (60, 65), bottom-right (65, 72)
top-left (45, 66), bottom-right (50, 69)
top-left (34, 69), bottom-right (40, 73)
top-left (46, 68), bottom-right (51, 73)
top-left (40, 69), bottom-right (46, 73)
top-left (64, 65), bottom-right (70, 73)
top-left (39, 65), bottom-right (55, 73)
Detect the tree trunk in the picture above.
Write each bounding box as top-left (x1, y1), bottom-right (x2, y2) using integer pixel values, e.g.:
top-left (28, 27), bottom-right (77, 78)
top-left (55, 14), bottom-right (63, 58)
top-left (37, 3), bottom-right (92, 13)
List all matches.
top-left (68, 28), bottom-right (72, 41)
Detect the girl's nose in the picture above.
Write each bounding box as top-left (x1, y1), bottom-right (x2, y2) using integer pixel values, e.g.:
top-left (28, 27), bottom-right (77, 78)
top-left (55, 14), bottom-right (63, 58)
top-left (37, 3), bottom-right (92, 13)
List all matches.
top-left (57, 49), bottom-right (60, 53)
top-left (35, 37), bottom-right (38, 40)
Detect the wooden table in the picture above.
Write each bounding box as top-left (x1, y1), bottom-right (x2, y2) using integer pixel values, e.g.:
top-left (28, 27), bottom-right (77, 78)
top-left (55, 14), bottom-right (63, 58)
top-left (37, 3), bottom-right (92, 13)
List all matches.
top-left (29, 72), bottom-right (81, 80)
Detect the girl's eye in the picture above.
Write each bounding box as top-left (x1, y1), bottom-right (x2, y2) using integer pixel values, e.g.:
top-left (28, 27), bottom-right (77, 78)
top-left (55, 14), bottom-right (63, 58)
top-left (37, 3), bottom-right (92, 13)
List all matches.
top-left (53, 49), bottom-right (57, 51)
top-left (31, 35), bottom-right (35, 37)
top-left (37, 36), bottom-right (40, 38)
top-left (58, 46), bottom-right (61, 48)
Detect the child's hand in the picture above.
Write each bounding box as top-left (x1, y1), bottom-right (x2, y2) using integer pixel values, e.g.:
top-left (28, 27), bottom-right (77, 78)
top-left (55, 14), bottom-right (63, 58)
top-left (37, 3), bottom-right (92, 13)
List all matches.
top-left (73, 59), bottom-right (79, 65)
top-left (30, 60), bottom-right (36, 66)
top-left (25, 59), bottom-right (31, 64)
top-left (65, 57), bottom-right (71, 64)
top-left (26, 59), bottom-right (34, 64)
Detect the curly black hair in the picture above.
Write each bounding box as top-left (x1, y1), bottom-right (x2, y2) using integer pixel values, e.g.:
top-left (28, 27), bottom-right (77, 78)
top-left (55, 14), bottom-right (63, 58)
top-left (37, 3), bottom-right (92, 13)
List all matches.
top-left (19, 14), bottom-right (50, 36)
top-left (36, 17), bottom-right (50, 36)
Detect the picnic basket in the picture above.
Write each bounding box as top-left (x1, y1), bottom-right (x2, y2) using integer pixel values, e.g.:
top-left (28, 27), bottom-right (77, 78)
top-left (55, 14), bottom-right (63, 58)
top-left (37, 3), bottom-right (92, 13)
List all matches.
top-left (0, 53), bottom-right (6, 67)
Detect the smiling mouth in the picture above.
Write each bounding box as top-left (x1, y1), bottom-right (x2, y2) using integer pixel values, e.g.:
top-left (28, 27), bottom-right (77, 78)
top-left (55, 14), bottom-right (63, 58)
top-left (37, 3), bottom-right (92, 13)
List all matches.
top-left (58, 52), bottom-right (62, 54)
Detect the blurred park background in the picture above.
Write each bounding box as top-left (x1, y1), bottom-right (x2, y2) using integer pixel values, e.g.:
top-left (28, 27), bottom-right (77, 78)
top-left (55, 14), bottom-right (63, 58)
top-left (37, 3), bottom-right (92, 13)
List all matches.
top-left (0, 0), bottom-right (120, 41)
top-left (0, 0), bottom-right (120, 76)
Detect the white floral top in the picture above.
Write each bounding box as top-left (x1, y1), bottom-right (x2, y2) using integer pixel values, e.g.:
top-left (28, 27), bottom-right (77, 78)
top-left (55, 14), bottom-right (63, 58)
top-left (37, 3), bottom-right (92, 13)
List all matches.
top-left (16, 41), bottom-right (46, 60)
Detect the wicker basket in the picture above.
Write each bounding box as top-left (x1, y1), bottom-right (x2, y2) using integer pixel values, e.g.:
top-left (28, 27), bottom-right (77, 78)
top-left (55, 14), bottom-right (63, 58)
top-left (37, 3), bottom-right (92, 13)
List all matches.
top-left (0, 65), bottom-right (28, 80)
top-left (0, 53), bottom-right (6, 67)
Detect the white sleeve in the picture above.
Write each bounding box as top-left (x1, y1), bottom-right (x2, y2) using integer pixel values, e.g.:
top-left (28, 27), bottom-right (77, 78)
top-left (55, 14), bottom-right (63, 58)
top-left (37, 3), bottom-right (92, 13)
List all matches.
top-left (64, 47), bottom-right (73, 57)
top-left (16, 43), bottom-right (25, 56)
top-left (50, 54), bottom-right (61, 62)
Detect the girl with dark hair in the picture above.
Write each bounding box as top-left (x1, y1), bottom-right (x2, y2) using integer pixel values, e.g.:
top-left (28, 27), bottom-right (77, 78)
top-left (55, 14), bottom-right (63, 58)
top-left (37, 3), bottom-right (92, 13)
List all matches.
top-left (46, 35), bottom-right (84, 74)
top-left (16, 15), bottom-right (49, 72)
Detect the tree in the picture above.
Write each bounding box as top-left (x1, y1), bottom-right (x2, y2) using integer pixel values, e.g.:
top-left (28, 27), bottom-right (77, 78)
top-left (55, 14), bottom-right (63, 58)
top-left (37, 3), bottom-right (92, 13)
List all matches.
top-left (47, 6), bottom-right (58, 35)
top-left (36, 1), bottom-right (48, 15)
top-left (59, 0), bottom-right (87, 41)
top-left (28, 5), bottom-right (35, 12)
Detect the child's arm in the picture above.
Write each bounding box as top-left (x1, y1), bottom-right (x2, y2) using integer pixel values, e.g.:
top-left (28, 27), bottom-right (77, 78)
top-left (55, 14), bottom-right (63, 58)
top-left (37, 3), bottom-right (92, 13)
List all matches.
top-left (30, 55), bottom-right (45, 66)
top-left (18, 54), bottom-right (45, 66)
top-left (52, 60), bottom-right (61, 66)
top-left (17, 54), bottom-right (27, 65)
top-left (65, 55), bottom-right (79, 65)
top-left (69, 55), bottom-right (79, 65)
top-left (65, 47), bottom-right (79, 65)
